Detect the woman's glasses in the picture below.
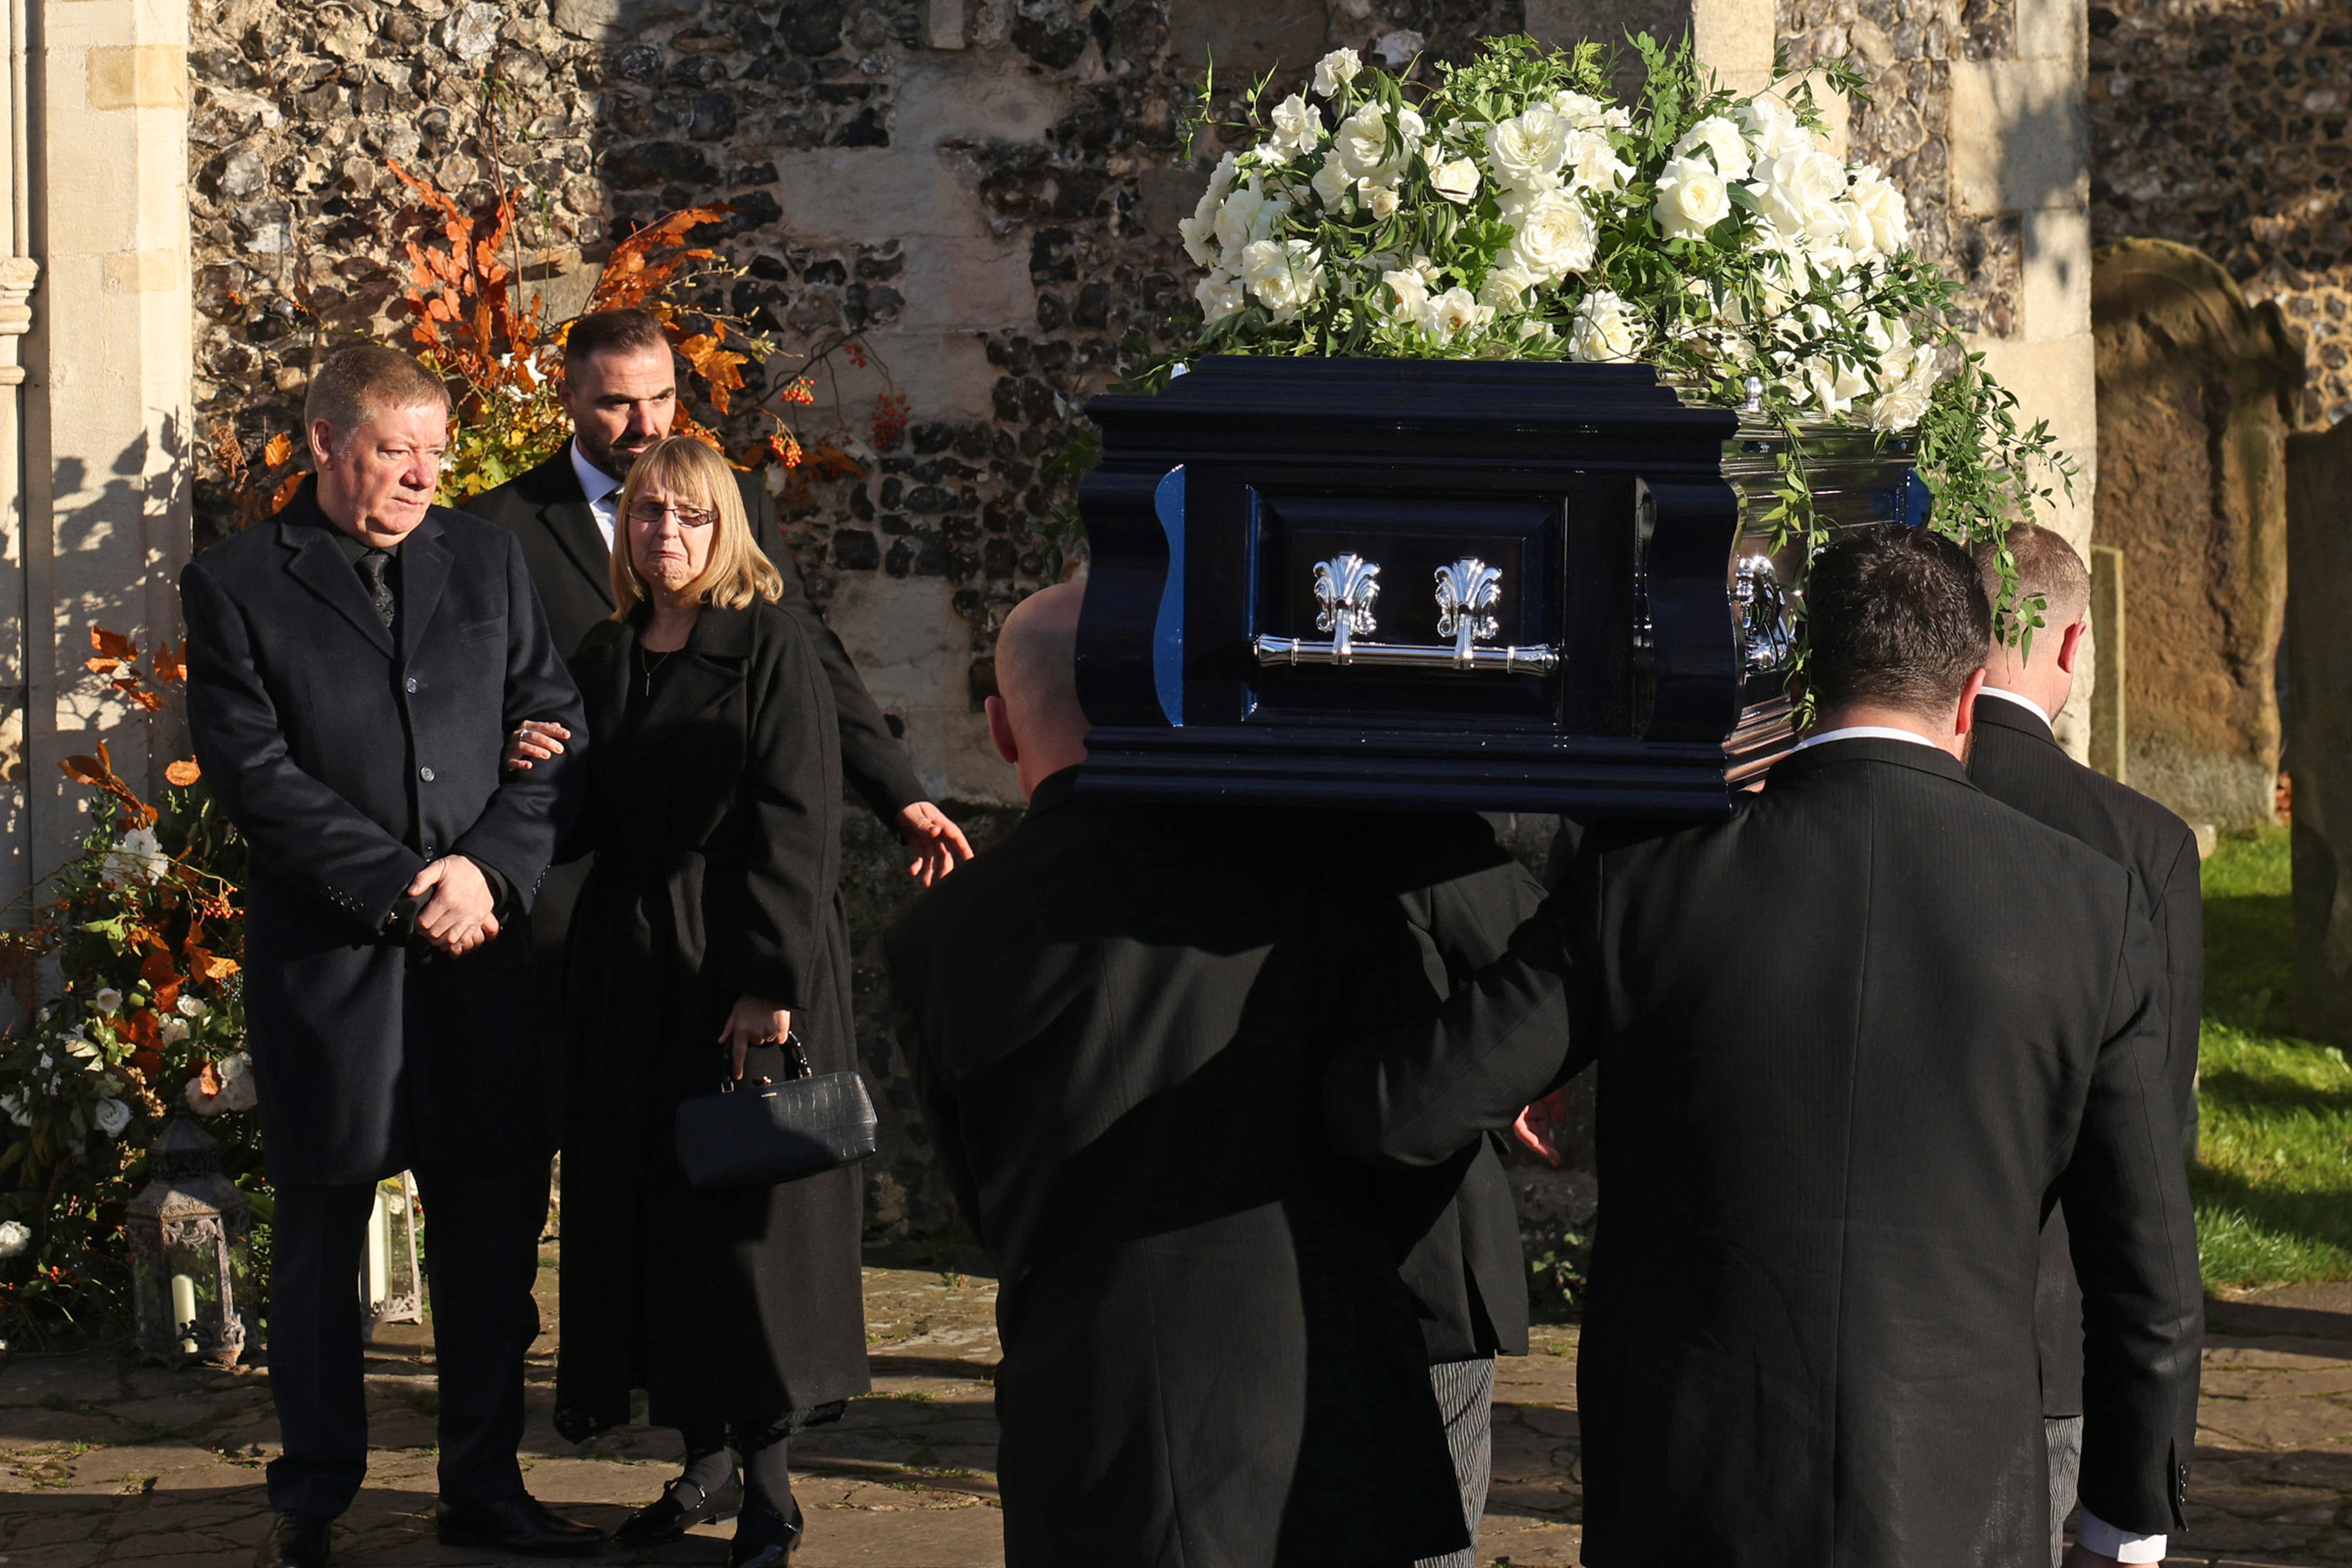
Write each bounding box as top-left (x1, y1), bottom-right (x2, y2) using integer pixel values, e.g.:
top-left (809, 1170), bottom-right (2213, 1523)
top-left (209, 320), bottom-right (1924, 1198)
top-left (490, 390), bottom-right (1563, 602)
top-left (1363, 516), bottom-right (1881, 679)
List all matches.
top-left (627, 499), bottom-right (717, 528)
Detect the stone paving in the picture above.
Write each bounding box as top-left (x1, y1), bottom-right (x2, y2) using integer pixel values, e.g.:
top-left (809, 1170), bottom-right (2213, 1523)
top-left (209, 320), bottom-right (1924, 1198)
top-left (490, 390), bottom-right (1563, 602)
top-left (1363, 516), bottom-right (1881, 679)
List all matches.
top-left (9, 1265), bottom-right (2352, 1567)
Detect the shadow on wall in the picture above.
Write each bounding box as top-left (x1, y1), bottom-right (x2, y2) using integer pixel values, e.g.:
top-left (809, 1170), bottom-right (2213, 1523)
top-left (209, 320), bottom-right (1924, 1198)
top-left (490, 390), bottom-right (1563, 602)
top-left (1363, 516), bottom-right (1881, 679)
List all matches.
top-left (2091, 238), bottom-right (2300, 832)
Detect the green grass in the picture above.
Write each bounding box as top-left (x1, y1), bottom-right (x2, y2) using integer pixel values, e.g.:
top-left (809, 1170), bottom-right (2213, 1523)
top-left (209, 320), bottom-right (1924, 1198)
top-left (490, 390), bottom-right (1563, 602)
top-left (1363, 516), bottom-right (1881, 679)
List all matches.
top-left (2188, 827), bottom-right (2352, 1291)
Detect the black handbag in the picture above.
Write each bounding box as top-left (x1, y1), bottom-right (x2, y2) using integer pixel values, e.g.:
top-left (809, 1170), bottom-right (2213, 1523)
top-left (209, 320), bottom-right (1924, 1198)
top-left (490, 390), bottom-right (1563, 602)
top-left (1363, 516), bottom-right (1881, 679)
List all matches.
top-left (674, 1034), bottom-right (879, 1190)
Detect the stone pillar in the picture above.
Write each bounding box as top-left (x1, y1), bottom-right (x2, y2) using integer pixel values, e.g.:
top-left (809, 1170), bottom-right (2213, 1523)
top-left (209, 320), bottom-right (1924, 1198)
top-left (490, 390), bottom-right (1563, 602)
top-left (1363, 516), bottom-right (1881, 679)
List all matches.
top-left (1948, 0), bottom-right (2099, 759)
top-left (20, 0), bottom-right (192, 882)
top-left (1523, 0), bottom-right (1774, 95)
top-left (2091, 239), bottom-right (2300, 831)
top-left (0, 0), bottom-right (36, 911)
top-left (2288, 418), bottom-right (2352, 1045)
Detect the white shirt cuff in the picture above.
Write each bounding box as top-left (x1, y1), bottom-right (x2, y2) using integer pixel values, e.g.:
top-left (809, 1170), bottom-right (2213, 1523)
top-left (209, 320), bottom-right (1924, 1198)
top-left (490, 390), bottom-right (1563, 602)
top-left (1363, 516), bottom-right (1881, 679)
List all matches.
top-left (2076, 1507), bottom-right (2167, 1562)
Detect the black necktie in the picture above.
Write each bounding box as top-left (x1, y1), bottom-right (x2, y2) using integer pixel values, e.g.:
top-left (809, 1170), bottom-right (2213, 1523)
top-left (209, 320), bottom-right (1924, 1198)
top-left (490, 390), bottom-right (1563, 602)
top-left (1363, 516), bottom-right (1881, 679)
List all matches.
top-left (356, 548), bottom-right (397, 636)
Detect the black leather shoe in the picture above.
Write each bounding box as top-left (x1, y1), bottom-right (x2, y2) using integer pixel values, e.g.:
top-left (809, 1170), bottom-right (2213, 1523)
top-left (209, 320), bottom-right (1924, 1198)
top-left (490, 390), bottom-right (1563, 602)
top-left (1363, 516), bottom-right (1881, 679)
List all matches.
top-left (434, 1494), bottom-right (606, 1557)
top-left (727, 1504), bottom-right (802, 1568)
top-left (254, 1513), bottom-right (330, 1568)
top-left (613, 1472), bottom-right (743, 1546)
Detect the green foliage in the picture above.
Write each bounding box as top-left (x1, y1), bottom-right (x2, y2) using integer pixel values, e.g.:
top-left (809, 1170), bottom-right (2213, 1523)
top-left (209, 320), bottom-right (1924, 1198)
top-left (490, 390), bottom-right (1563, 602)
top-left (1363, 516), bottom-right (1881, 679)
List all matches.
top-left (2188, 828), bottom-right (2352, 1291)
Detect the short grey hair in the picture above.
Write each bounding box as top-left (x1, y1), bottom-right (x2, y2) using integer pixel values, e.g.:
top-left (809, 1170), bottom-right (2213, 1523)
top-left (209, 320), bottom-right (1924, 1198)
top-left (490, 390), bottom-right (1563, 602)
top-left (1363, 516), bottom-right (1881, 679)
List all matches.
top-left (304, 342), bottom-right (449, 454)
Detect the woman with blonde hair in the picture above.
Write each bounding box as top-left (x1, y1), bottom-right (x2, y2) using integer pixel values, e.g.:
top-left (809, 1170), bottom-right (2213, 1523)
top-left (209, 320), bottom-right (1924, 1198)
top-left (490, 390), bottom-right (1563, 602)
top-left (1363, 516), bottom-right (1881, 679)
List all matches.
top-left (518, 434), bottom-right (865, 1566)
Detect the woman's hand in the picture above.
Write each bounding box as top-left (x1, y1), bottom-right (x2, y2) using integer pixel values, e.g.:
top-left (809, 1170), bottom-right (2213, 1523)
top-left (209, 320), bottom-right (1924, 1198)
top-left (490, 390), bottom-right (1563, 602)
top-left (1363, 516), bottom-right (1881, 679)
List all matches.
top-left (896, 801), bottom-right (975, 886)
top-left (502, 720), bottom-right (572, 773)
top-left (719, 994), bottom-right (792, 1081)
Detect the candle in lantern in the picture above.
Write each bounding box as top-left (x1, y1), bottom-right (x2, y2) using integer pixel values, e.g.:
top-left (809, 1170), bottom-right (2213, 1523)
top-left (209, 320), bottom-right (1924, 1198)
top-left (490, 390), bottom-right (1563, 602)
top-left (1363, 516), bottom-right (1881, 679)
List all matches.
top-left (170, 1272), bottom-right (198, 1355)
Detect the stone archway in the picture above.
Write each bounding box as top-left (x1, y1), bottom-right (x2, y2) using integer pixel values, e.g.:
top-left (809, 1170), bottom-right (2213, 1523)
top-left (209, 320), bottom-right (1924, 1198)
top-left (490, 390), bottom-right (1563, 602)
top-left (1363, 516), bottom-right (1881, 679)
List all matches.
top-left (2091, 239), bottom-right (2301, 831)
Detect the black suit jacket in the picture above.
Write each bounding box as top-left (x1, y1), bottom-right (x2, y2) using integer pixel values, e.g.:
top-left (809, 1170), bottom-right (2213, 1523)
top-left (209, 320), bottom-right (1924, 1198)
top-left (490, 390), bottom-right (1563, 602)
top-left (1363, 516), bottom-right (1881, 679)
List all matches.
top-left (1327, 740), bottom-right (2203, 1566)
top-left (181, 483), bottom-right (586, 1184)
top-left (886, 773), bottom-right (1479, 1567)
top-left (462, 447), bottom-right (921, 822)
top-left (1970, 693), bottom-right (2206, 1422)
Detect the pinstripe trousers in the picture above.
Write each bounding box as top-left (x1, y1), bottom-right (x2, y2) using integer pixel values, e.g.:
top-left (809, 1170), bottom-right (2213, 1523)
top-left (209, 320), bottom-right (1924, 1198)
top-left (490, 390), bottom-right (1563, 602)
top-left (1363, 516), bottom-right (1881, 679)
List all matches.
top-left (1414, 1356), bottom-right (1496, 1568)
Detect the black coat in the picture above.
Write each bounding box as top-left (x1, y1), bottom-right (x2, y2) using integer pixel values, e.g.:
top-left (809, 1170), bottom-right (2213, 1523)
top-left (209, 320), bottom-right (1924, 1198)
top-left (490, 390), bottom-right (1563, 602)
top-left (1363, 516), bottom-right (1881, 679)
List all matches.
top-left (886, 773), bottom-right (1475, 1568)
top-left (551, 598), bottom-right (868, 1438)
top-left (1969, 693), bottom-right (2206, 1422)
top-left (462, 448), bottom-right (921, 822)
top-left (1327, 739), bottom-right (2204, 1566)
top-left (180, 484), bottom-right (586, 1185)
top-left (1386, 823), bottom-right (1545, 1363)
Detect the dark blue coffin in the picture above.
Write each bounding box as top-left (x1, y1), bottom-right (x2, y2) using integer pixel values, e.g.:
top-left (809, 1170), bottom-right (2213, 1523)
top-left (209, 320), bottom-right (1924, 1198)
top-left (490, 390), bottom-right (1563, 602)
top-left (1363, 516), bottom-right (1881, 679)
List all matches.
top-left (1073, 356), bottom-right (1924, 817)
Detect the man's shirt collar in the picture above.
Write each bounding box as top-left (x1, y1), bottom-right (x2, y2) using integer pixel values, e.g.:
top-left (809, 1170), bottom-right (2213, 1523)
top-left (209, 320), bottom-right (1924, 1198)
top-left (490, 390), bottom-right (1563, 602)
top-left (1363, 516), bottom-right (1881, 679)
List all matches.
top-left (1792, 725), bottom-right (1945, 754)
top-left (1977, 685), bottom-right (2053, 727)
top-left (568, 437), bottom-right (620, 504)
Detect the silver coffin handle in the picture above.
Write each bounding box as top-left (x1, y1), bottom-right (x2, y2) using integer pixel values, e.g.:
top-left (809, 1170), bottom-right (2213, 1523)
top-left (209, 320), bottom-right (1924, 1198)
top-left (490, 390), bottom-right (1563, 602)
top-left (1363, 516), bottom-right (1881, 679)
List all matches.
top-left (1256, 553), bottom-right (1561, 673)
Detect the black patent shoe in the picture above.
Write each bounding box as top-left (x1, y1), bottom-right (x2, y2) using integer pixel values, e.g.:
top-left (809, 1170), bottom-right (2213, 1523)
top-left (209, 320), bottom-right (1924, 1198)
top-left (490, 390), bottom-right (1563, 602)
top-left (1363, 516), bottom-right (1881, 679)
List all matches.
top-left (435, 1493), bottom-right (607, 1557)
top-left (254, 1513), bottom-right (330, 1568)
top-left (613, 1471), bottom-right (743, 1547)
top-left (727, 1504), bottom-right (802, 1568)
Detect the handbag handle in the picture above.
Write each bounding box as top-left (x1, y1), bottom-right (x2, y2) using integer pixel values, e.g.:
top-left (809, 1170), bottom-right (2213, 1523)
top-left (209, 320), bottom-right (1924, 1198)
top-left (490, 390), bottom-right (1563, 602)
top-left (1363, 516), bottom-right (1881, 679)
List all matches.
top-left (718, 1029), bottom-right (813, 1094)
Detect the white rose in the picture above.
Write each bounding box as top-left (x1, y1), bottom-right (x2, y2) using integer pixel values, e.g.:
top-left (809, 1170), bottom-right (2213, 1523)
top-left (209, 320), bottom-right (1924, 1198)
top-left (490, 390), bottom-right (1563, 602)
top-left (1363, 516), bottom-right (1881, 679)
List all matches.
top-left (101, 825), bottom-right (169, 890)
top-left (1750, 145), bottom-right (1849, 243)
top-left (1366, 183), bottom-right (1400, 219)
top-left (95, 1098), bottom-right (131, 1139)
top-left (1311, 48), bottom-right (1361, 98)
top-left (1179, 154), bottom-right (1240, 265)
top-left (1212, 185), bottom-right (1286, 260)
top-left (1736, 94), bottom-right (1816, 162)
top-left (1801, 352), bottom-right (1871, 416)
top-left (1421, 287), bottom-right (1493, 342)
top-left (178, 995), bottom-right (208, 1020)
top-left (1673, 114), bottom-right (1754, 181)
top-left (1196, 270), bottom-right (1245, 323)
top-left (1239, 239), bottom-right (1325, 317)
top-left (184, 1075), bottom-right (222, 1117)
top-left (1335, 102), bottom-right (1418, 184)
top-left (1566, 289), bottom-right (1648, 363)
top-left (1868, 352), bottom-right (1942, 432)
top-left (1654, 154), bottom-right (1733, 240)
top-left (221, 1072), bottom-right (258, 1114)
top-left (1310, 154), bottom-right (1353, 208)
top-left (1847, 165), bottom-right (1910, 257)
top-left (1430, 157), bottom-right (1480, 205)
top-left (1550, 89), bottom-right (1616, 130)
top-left (0, 1220), bottom-right (28, 1259)
top-left (1501, 187), bottom-right (1598, 281)
top-left (1381, 267), bottom-right (1431, 323)
top-left (218, 1052), bottom-right (251, 1083)
top-left (1562, 128), bottom-right (1633, 194)
top-left (1518, 317), bottom-right (1557, 341)
top-left (1485, 105), bottom-right (1569, 190)
top-left (93, 987), bottom-right (122, 1015)
top-left (1270, 93), bottom-right (1321, 155)
top-left (1479, 263), bottom-right (1540, 308)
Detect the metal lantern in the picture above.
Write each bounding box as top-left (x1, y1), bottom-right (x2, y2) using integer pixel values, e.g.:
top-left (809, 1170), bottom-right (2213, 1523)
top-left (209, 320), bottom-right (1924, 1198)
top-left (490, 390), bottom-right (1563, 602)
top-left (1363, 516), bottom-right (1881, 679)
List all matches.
top-left (361, 1171), bottom-right (424, 1337)
top-left (125, 1116), bottom-right (252, 1369)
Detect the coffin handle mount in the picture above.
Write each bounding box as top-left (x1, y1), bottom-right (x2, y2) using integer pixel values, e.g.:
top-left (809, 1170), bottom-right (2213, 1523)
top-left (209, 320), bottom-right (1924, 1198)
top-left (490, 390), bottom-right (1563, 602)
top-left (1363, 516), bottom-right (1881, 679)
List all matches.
top-left (1254, 553), bottom-right (1560, 673)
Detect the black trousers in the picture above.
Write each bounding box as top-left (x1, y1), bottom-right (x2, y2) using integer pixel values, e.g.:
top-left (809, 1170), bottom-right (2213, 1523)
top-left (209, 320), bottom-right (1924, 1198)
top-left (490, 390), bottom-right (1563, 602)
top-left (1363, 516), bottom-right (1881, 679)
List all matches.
top-left (264, 1161), bottom-right (549, 1519)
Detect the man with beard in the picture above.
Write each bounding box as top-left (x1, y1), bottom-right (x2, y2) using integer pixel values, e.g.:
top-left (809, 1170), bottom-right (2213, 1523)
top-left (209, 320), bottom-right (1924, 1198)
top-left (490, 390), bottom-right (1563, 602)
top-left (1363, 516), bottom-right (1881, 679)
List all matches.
top-left (464, 307), bottom-right (970, 881)
top-left (1327, 524), bottom-right (2203, 1567)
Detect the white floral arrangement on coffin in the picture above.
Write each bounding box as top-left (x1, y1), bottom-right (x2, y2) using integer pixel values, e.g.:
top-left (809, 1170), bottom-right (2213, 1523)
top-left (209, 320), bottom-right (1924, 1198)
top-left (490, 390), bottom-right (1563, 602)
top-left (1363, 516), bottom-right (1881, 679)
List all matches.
top-left (1154, 35), bottom-right (2070, 602)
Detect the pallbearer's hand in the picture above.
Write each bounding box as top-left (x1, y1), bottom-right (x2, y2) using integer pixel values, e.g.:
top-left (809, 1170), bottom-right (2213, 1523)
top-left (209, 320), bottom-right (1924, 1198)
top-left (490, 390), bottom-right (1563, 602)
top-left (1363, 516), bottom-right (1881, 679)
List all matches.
top-left (718, 994), bottom-right (792, 1081)
top-left (502, 719), bottom-right (571, 773)
top-left (896, 802), bottom-right (974, 886)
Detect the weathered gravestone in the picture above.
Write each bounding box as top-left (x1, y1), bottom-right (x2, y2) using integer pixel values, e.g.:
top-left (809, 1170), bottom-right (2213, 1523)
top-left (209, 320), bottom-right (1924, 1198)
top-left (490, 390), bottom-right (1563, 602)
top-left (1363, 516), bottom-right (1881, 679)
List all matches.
top-left (2289, 417), bottom-right (2352, 1045)
top-left (2092, 239), bottom-right (2302, 830)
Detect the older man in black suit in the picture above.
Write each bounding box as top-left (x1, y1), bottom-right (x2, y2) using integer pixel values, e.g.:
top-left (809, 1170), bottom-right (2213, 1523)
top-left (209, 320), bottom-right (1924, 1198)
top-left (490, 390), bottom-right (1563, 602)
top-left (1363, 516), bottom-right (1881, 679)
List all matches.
top-left (1970, 523), bottom-right (2206, 1565)
top-left (183, 344), bottom-right (593, 1568)
top-left (1329, 524), bottom-right (2203, 1568)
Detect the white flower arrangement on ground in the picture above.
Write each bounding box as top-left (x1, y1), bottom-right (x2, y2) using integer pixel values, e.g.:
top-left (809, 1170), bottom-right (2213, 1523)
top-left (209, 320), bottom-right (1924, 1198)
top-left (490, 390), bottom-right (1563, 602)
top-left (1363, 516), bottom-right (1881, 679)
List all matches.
top-left (1155, 34), bottom-right (2071, 597)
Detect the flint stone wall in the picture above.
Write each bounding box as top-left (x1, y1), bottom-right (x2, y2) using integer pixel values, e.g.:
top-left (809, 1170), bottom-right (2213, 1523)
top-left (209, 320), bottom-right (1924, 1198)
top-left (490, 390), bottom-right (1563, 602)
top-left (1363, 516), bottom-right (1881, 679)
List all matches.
top-left (2092, 237), bottom-right (2300, 830)
top-left (2089, 0), bottom-right (2352, 430)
